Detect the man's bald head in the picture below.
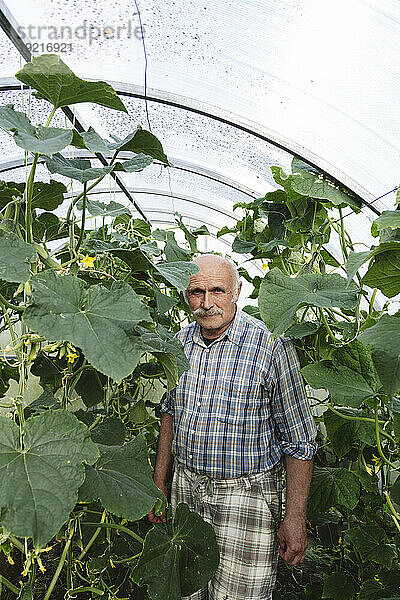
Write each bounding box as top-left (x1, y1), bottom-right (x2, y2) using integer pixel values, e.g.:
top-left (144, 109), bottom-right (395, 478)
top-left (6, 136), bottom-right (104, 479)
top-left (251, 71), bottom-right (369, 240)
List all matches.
top-left (191, 255), bottom-right (240, 302)
top-left (185, 254), bottom-right (242, 338)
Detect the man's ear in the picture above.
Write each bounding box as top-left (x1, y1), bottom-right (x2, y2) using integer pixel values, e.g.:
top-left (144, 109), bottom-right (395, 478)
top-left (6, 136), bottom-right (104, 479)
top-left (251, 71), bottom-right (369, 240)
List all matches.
top-left (236, 281), bottom-right (242, 300)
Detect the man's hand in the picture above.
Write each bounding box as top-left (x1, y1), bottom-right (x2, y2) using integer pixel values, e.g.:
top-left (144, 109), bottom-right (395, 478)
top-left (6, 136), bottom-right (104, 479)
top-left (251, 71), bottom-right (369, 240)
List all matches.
top-left (277, 516), bottom-right (308, 566)
top-left (148, 481), bottom-right (168, 524)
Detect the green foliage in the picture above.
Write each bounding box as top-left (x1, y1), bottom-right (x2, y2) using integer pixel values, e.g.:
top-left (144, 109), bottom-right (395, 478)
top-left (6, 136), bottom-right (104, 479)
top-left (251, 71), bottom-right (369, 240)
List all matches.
top-left (132, 503), bottom-right (220, 600)
top-left (259, 268), bottom-right (358, 336)
top-left (0, 410), bottom-right (98, 547)
top-left (218, 156), bottom-right (400, 600)
top-left (0, 54), bottom-right (217, 600)
top-left (15, 54), bottom-right (127, 112)
top-left (308, 467), bottom-right (361, 514)
top-left (1, 55), bottom-right (399, 600)
top-left (79, 436), bottom-right (165, 521)
top-left (0, 231), bottom-right (36, 282)
top-left (24, 272), bottom-right (150, 382)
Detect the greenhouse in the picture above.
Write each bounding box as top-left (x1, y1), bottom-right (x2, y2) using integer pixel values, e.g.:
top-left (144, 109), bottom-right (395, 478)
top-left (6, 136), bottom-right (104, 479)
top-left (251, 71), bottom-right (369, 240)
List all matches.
top-left (0, 1), bottom-right (399, 599)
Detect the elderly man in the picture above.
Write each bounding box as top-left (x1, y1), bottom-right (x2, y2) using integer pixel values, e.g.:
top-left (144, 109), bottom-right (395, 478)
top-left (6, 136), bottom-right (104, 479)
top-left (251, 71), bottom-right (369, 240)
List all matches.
top-left (149, 254), bottom-right (317, 600)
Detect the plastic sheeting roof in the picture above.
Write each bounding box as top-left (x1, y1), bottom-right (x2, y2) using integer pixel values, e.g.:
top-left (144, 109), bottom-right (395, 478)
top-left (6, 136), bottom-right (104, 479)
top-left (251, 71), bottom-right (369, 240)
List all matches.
top-left (0, 0), bottom-right (399, 265)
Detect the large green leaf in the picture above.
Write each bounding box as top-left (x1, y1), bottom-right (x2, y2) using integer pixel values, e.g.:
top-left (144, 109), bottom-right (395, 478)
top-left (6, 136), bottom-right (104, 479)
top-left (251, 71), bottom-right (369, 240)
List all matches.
top-left (0, 410), bottom-right (98, 547)
top-left (362, 251), bottom-right (400, 298)
top-left (358, 315), bottom-right (400, 397)
top-left (24, 271), bottom-right (150, 382)
top-left (346, 525), bottom-right (396, 568)
top-left (132, 503), bottom-right (219, 600)
top-left (372, 211), bottom-right (400, 234)
top-left (258, 268), bottom-right (359, 336)
top-left (110, 128), bottom-right (169, 165)
top-left (0, 231), bottom-right (36, 282)
top-left (155, 290), bottom-right (178, 314)
top-left (359, 580), bottom-right (390, 600)
top-left (14, 125), bottom-right (73, 156)
top-left (302, 348), bottom-right (377, 408)
top-left (77, 198), bottom-right (130, 218)
top-left (0, 180), bottom-right (67, 211)
top-left (322, 573), bottom-right (358, 600)
top-left (140, 326), bottom-right (190, 378)
top-left (391, 474), bottom-right (400, 506)
top-left (324, 409), bottom-right (376, 458)
top-left (164, 231), bottom-right (191, 262)
top-left (393, 399), bottom-right (400, 445)
top-left (345, 241), bottom-right (400, 284)
top-left (155, 353), bottom-right (179, 391)
top-left (0, 104), bottom-right (35, 136)
top-left (308, 467), bottom-right (360, 514)
top-left (75, 369), bottom-right (106, 408)
top-left (155, 261), bottom-right (200, 291)
top-left (291, 158), bottom-right (361, 210)
top-left (78, 435), bottom-right (163, 520)
top-left (32, 181), bottom-right (67, 210)
top-left (45, 153), bottom-right (114, 182)
top-left (90, 416), bottom-right (127, 446)
top-left (113, 153), bottom-right (153, 172)
top-left (81, 127), bottom-right (114, 154)
top-left (16, 54), bottom-right (127, 112)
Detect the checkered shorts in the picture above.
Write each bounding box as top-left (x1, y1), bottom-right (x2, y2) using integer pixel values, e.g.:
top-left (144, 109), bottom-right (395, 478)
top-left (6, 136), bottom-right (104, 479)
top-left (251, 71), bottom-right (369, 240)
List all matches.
top-left (171, 461), bottom-right (283, 600)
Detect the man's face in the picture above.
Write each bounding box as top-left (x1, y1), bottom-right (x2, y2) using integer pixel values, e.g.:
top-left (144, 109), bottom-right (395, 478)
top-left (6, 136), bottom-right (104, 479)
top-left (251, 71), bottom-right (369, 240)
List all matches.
top-left (186, 258), bottom-right (240, 337)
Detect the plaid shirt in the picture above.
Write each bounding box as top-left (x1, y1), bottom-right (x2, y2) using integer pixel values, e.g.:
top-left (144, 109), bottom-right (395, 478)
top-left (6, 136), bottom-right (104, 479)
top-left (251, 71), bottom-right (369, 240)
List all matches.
top-left (162, 309), bottom-right (317, 479)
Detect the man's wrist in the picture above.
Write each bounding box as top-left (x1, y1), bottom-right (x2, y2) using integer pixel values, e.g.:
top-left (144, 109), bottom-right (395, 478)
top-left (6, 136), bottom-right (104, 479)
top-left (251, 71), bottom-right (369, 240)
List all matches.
top-left (283, 511), bottom-right (306, 522)
top-left (154, 475), bottom-right (167, 487)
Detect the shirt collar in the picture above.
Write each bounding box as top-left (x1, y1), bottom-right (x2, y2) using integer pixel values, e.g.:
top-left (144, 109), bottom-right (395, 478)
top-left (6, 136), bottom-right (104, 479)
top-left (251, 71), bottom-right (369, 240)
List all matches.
top-left (190, 307), bottom-right (244, 347)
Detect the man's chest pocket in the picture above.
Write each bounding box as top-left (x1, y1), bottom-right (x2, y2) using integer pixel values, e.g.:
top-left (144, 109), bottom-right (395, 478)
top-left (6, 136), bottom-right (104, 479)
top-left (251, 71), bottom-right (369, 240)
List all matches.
top-left (215, 378), bottom-right (268, 425)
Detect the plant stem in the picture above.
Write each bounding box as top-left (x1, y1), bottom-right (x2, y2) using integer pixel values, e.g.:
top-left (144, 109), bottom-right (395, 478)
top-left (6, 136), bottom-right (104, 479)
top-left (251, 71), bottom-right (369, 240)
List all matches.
top-left (374, 402), bottom-right (400, 470)
top-left (319, 308), bottom-right (337, 344)
top-left (25, 153), bottom-right (39, 245)
top-left (0, 575), bottom-right (19, 594)
top-left (338, 207), bottom-right (349, 261)
top-left (78, 509), bottom-right (107, 560)
top-left (66, 175), bottom-right (107, 224)
top-left (82, 522), bottom-right (144, 544)
top-left (43, 521), bottom-right (75, 600)
top-left (75, 182), bottom-right (87, 252)
top-left (68, 587), bottom-right (104, 596)
top-left (0, 293), bottom-right (24, 312)
top-left (383, 491), bottom-right (400, 534)
top-left (9, 534), bottom-right (25, 553)
top-left (369, 288), bottom-right (378, 315)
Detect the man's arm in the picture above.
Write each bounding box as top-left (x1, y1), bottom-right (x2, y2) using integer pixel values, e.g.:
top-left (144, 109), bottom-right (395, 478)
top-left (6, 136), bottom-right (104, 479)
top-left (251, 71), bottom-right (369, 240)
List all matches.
top-left (148, 413), bottom-right (174, 523)
top-left (277, 455), bottom-right (313, 566)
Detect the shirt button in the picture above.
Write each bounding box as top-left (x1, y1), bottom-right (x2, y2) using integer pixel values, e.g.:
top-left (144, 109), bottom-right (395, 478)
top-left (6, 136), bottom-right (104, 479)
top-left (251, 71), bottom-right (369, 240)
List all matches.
top-left (197, 402), bottom-right (201, 406)
top-left (189, 454), bottom-right (193, 459)
top-left (191, 429), bottom-right (195, 434)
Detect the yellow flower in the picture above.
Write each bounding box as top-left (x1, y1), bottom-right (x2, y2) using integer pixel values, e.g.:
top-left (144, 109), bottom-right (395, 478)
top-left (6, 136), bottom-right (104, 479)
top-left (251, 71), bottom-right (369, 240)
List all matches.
top-left (262, 263), bottom-right (268, 270)
top-left (22, 570), bottom-right (28, 577)
top-left (365, 464), bottom-right (373, 476)
top-left (7, 556), bottom-right (15, 565)
top-left (374, 575), bottom-right (382, 585)
top-left (66, 350), bottom-right (78, 364)
top-left (39, 565), bottom-right (46, 574)
top-left (79, 254), bottom-right (95, 269)
top-left (338, 537), bottom-right (342, 545)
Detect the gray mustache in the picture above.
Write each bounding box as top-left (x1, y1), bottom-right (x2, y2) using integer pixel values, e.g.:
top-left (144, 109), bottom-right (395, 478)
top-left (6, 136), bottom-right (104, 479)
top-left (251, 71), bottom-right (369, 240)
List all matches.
top-left (193, 307), bottom-right (224, 317)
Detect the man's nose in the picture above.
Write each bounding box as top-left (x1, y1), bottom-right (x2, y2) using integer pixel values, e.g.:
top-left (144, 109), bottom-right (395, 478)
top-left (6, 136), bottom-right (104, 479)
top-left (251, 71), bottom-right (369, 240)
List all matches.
top-left (201, 291), bottom-right (214, 309)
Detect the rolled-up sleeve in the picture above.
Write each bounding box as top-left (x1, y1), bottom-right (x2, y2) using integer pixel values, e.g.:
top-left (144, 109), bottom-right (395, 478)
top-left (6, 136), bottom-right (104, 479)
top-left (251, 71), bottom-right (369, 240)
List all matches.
top-left (161, 388), bottom-right (175, 416)
top-left (270, 336), bottom-right (317, 460)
